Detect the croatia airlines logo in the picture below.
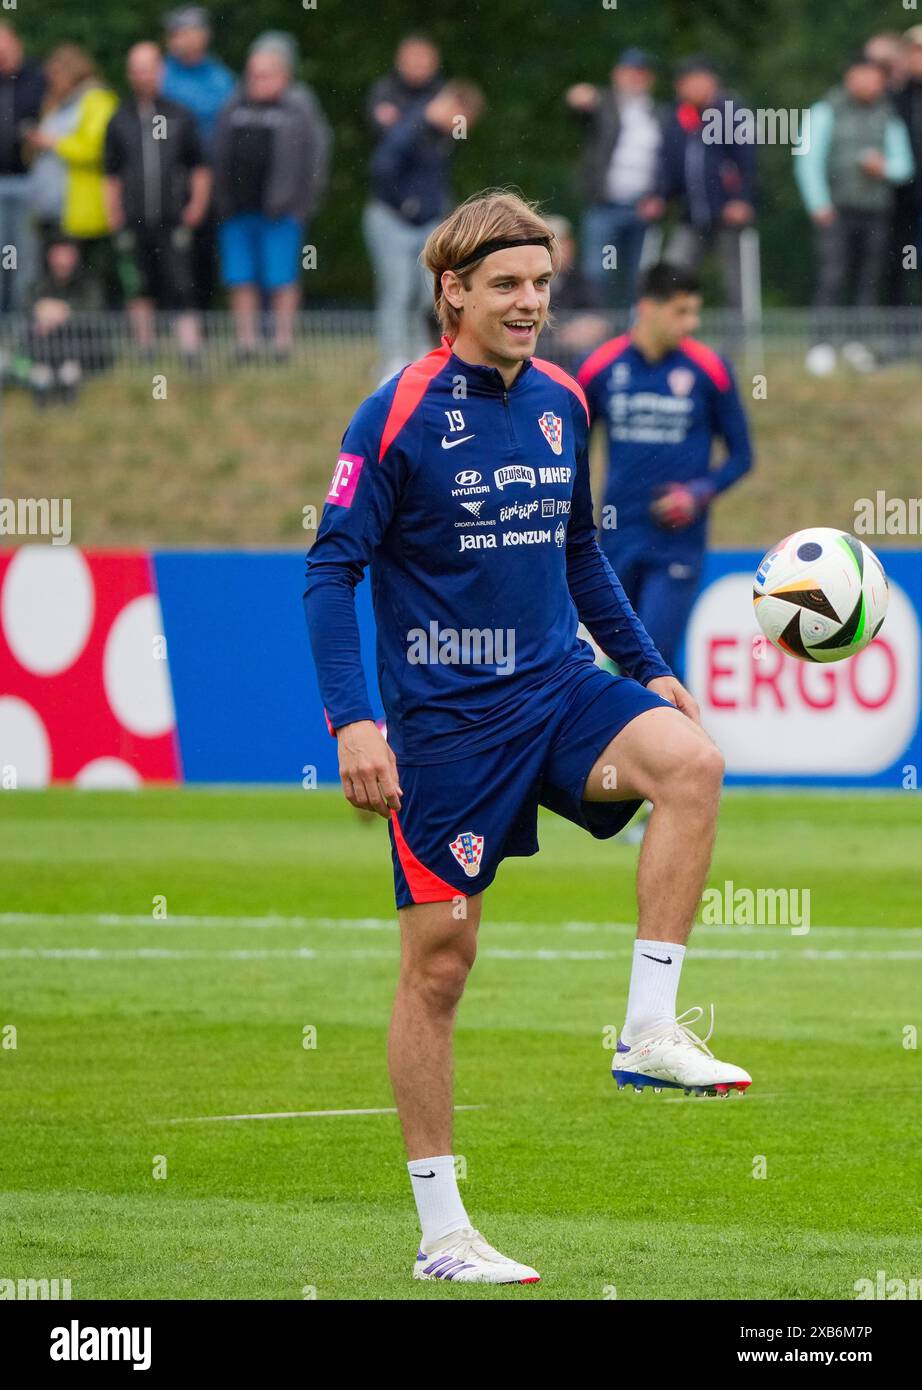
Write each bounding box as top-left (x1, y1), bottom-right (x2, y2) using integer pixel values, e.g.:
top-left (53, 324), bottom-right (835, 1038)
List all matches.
top-left (449, 831), bottom-right (485, 877)
top-left (537, 412), bottom-right (563, 455)
top-left (326, 452), bottom-right (364, 508)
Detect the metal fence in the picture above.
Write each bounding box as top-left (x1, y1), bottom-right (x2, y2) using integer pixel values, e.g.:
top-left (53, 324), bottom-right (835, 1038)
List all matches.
top-left (1, 306), bottom-right (920, 379)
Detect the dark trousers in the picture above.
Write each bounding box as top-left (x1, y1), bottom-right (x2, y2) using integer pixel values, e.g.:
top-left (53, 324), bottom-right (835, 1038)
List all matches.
top-left (813, 210), bottom-right (888, 308)
top-left (812, 209), bottom-right (889, 344)
top-left (882, 191), bottom-right (921, 307)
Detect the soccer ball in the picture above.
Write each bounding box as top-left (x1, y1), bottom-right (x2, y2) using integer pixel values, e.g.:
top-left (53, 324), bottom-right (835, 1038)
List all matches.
top-left (753, 527), bottom-right (888, 663)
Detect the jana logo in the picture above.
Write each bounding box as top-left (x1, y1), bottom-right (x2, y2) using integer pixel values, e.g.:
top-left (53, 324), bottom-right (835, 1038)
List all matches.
top-left (449, 831), bottom-right (484, 877)
top-left (454, 470), bottom-right (482, 487)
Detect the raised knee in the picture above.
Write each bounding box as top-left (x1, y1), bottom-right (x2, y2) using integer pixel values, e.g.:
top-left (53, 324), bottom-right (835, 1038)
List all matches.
top-left (684, 739), bottom-right (725, 797)
top-left (664, 736), bottom-right (725, 804)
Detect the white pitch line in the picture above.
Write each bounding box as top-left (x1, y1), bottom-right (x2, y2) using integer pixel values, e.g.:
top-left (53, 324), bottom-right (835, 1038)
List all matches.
top-left (1, 913), bottom-right (921, 937)
top-left (3, 946), bottom-right (922, 962)
top-left (165, 1103), bottom-right (484, 1125)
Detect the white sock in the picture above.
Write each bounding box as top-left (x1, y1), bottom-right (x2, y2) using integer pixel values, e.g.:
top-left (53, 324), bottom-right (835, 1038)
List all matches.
top-left (407, 1154), bottom-right (470, 1248)
top-left (622, 939), bottom-right (687, 1041)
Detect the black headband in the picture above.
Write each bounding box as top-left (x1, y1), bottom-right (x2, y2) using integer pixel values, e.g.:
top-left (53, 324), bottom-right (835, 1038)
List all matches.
top-left (451, 236), bottom-right (551, 273)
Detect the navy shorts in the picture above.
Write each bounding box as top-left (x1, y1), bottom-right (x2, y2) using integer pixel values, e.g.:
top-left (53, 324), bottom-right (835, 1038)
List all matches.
top-left (388, 664), bottom-right (671, 908)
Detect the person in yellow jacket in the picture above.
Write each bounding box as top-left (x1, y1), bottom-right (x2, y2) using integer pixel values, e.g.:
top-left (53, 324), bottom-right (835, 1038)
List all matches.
top-left (26, 51), bottom-right (118, 300)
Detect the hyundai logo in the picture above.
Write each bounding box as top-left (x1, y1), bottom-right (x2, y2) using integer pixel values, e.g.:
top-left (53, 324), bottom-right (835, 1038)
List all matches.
top-left (454, 470), bottom-right (482, 486)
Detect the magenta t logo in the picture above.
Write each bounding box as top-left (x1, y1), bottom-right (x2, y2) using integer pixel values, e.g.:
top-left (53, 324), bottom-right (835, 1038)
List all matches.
top-left (326, 452), bottom-right (364, 507)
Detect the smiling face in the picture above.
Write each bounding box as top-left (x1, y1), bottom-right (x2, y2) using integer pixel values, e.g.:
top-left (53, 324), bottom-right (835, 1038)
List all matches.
top-left (441, 244), bottom-right (554, 370)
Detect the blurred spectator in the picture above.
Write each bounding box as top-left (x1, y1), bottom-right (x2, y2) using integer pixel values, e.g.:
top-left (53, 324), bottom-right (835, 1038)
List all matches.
top-left (161, 5), bottom-right (236, 312)
top-left (104, 42), bottom-right (211, 364)
top-left (0, 232), bottom-right (108, 406)
top-left (643, 56), bottom-right (756, 309)
top-left (24, 48), bottom-right (117, 303)
top-left (213, 36), bottom-right (330, 359)
top-left (536, 214), bottom-right (608, 369)
top-left (28, 46), bottom-right (95, 252)
top-left (363, 34), bottom-right (448, 381)
top-left (367, 32), bottom-right (444, 136)
top-left (565, 48), bottom-right (666, 308)
top-left (795, 53), bottom-right (914, 374)
top-left (161, 6), bottom-right (235, 148)
top-left (249, 30), bottom-right (332, 165)
top-left (0, 22), bottom-right (45, 310)
top-left (864, 32), bottom-right (907, 91)
top-left (364, 60), bottom-right (485, 380)
top-left (886, 27), bottom-right (922, 307)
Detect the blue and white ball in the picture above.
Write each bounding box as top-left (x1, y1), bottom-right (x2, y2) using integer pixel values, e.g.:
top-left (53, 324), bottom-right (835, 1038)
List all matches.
top-left (753, 527), bottom-right (888, 663)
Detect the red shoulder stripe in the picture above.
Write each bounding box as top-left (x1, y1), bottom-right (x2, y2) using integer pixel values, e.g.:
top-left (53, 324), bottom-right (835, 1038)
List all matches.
top-left (678, 337), bottom-right (730, 392)
top-left (575, 333), bottom-right (632, 390)
top-left (379, 343), bottom-right (451, 463)
top-left (532, 356), bottom-right (589, 424)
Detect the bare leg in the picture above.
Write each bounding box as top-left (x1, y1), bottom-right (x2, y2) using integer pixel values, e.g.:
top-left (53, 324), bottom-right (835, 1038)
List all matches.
top-left (583, 705), bottom-right (724, 945)
top-left (230, 285), bottom-right (260, 348)
top-left (388, 894), bottom-right (482, 1160)
top-left (270, 284), bottom-right (300, 351)
top-left (175, 311), bottom-right (201, 354)
top-left (127, 297), bottom-right (155, 347)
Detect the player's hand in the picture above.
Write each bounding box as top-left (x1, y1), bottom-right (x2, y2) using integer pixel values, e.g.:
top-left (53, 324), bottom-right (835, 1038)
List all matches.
top-left (336, 720), bottom-right (402, 817)
top-left (646, 676), bottom-right (701, 725)
top-left (812, 206), bottom-right (837, 226)
top-left (650, 482), bottom-right (697, 529)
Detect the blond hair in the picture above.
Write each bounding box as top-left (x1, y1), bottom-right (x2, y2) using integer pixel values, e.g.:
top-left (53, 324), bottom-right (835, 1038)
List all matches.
top-left (421, 188), bottom-right (560, 338)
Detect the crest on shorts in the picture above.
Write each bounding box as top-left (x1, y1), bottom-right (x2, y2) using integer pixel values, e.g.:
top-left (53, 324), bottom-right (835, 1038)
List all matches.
top-left (667, 368), bottom-right (695, 397)
top-left (449, 831), bottom-right (485, 877)
top-left (537, 412), bottom-right (563, 456)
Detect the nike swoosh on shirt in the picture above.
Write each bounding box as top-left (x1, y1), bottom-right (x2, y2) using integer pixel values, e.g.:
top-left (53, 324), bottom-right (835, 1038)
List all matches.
top-left (641, 953), bottom-right (673, 965)
top-left (441, 434), bottom-right (476, 449)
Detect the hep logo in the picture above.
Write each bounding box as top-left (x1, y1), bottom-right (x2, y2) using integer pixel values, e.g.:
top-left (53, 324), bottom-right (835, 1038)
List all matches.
top-left (326, 453), bottom-right (364, 508)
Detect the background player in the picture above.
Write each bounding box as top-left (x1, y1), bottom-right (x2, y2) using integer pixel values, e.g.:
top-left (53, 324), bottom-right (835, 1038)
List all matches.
top-left (578, 263), bottom-right (754, 680)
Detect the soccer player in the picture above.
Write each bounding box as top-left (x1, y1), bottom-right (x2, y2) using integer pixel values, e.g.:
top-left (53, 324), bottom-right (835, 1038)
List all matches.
top-left (577, 263), bottom-right (753, 679)
top-left (304, 192), bottom-right (751, 1287)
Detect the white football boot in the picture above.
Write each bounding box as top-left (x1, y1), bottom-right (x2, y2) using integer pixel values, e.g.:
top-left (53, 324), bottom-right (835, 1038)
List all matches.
top-left (613, 1005), bottom-right (751, 1097)
top-left (413, 1226), bottom-right (540, 1284)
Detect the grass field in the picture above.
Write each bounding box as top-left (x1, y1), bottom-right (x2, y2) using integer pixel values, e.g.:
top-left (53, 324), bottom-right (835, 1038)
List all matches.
top-left (1, 786), bottom-right (920, 1301)
top-left (2, 353), bottom-right (920, 550)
